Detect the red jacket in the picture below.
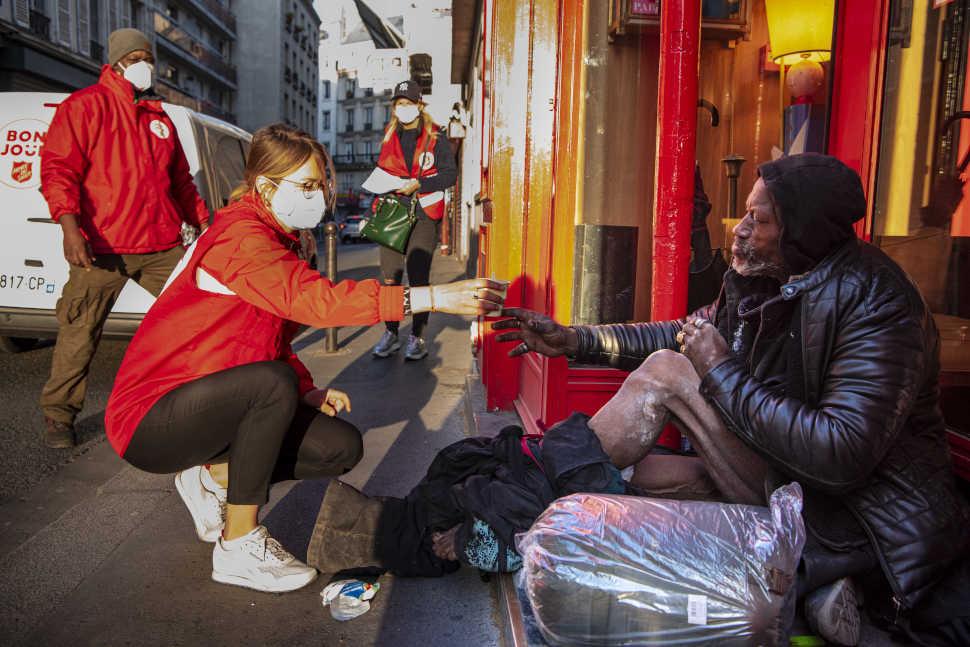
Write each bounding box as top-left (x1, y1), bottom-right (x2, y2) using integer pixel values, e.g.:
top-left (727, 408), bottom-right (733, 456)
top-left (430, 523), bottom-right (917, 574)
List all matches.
top-left (105, 194), bottom-right (404, 455)
top-left (377, 128), bottom-right (446, 220)
top-left (41, 66), bottom-right (208, 254)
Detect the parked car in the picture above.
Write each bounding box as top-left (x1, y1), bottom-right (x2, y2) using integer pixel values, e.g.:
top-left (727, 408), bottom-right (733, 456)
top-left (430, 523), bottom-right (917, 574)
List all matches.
top-left (0, 92), bottom-right (317, 352)
top-left (340, 214), bottom-right (369, 244)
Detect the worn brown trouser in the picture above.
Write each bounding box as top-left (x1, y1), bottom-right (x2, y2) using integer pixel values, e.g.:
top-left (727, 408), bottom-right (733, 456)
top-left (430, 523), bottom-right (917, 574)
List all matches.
top-left (40, 246), bottom-right (185, 425)
top-left (588, 349), bottom-right (769, 506)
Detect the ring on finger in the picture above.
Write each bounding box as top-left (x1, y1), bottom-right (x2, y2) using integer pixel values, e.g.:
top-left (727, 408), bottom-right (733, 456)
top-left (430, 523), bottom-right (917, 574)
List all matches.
top-left (694, 317), bottom-right (708, 328)
top-left (516, 342), bottom-right (529, 353)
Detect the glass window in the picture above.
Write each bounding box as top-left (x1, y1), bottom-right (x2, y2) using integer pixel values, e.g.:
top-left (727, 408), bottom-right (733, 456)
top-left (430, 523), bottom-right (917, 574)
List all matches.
top-left (871, 0), bottom-right (969, 425)
top-left (323, 80), bottom-right (331, 98)
top-left (322, 110), bottom-right (331, 130)
top-left (872, 2), bottom-right (969, 320)
top-left (209, 129), bottom-right (247, 208)
top-left (345, 109), bottom-right (354, 129)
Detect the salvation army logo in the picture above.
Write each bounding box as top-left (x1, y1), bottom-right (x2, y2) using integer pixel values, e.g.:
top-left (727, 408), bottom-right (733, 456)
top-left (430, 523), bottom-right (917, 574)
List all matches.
top-left (397, 82), bottom-right (408, 93)
top-left (418, 151), bottom-right (435, 171)
top-left (0, 118), bottom-right (47, 190)
top-left (149, 120), bottom-right (171, 139)
top-left (11, 161), bottom-right (32, 184)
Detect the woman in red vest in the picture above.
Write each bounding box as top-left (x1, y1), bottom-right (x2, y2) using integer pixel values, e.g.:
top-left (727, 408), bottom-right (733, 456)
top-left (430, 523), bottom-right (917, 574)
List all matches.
top-left (371, 80), bottom-right (458, 361)
top-left (104, 124), bottom-right (501, 593)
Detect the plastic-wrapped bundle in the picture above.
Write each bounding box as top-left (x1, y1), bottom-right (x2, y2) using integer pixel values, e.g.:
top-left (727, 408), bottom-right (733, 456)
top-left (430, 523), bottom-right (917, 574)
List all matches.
top-left (515, 483), bottom-right (805, 646)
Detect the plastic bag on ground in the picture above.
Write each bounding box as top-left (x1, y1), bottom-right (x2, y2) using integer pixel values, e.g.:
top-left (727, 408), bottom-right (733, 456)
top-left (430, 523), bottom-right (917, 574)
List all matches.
top-left (321, 579), bottom-right (381, 621)
top-left (515, 483), bottom-right (805, 646)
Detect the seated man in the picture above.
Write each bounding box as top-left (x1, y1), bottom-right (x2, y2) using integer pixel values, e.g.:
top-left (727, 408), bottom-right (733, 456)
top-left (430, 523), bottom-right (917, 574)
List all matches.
top-left (495, 154), bottom-right (970, 646)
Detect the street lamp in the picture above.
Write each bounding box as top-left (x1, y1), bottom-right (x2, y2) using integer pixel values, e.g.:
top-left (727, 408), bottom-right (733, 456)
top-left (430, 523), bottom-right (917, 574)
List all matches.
top-left (765, 0), bottom-right (835, 154)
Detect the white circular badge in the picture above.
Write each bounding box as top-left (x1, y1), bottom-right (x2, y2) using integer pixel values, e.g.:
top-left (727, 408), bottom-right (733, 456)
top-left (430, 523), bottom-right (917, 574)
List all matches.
top-left (149, 120), bottom-right (171, 140)
top-left (418, 151), bottom-right (435, 171)
top-left (0, 118), bottom-right (48, 190)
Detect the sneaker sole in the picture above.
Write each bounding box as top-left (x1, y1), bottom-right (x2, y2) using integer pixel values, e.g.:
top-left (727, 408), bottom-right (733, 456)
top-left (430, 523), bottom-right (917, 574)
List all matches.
top-left (211, 568), bottom-right (318, 593)
top-left (404, 351), bottom-right (428, 361)
top-left (372, 342), bottom-right (401, 358)
top-left (811, 579), bottom-right (861, 646)
top-left (174, 471), bottom-right (221, 543)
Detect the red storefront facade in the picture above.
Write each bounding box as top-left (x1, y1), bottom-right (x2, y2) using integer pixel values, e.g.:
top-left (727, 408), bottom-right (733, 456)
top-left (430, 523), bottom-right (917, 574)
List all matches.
top-left (451, 0), bottom-right (970, 478)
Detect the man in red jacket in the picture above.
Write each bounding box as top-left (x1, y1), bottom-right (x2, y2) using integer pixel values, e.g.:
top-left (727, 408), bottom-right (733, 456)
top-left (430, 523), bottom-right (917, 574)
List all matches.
top-left (39, 28), bottom-right (209, 448)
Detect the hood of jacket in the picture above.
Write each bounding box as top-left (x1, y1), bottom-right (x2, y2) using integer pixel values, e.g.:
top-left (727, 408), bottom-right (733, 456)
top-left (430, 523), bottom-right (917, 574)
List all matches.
top-left (758, 154), bottom-right (867, 275)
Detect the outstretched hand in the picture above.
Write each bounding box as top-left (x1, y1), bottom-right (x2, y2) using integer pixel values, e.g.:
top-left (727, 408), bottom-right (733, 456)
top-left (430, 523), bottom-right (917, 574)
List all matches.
top-left (429, 278), bottom-right (505, 316)
top-left (492, 308), bottom-right (578, 358)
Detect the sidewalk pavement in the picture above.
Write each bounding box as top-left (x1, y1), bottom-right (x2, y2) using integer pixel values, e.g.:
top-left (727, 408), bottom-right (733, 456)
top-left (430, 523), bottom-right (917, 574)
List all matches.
top-left (0, 247), bottom-right (503, 647)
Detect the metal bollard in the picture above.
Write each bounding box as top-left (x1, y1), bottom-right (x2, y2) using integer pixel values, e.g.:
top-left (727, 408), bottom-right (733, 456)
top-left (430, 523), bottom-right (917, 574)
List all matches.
top-left (323, 221), bottom-right (339, 353)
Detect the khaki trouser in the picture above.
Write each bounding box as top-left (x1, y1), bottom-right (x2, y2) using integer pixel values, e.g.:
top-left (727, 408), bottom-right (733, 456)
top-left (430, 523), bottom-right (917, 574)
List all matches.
top-left (40, 246), bottom-right (185, 425)
top-left (588, 349), bottom-right (769, 506)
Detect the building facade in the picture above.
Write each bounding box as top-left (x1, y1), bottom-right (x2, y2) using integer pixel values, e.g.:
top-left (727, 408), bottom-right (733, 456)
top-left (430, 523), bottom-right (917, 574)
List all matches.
top-left (234, 0), bottom-right (319, 135)
top-left (151, 0), bottom-right (237, 124)
top-left (0, 0), bottom-right (237, 124)
top-left (317, 18), bottom-right (338, 156)
top-left (0, 0), bottom-right (142, 92)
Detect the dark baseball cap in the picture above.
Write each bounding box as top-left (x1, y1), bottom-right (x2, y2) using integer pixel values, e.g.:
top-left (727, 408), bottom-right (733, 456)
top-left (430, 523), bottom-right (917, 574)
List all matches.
top-left (392, 80), bottom-right (422, 103)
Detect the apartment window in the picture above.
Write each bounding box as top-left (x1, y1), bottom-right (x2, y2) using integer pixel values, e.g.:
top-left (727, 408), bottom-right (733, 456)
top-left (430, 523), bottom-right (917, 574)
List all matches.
top-left (323, 80), bottom-right (330, 99)
top-left (383, 105), bottom-right (391, 123)
top-left (343, 143), bottom-right (353, 158)
top-left (322, 111), bottom-right (330, 130)
top-left (364, 106), bottom-right (373, 128)
top-left (345, 109), bottom-right (354, 131)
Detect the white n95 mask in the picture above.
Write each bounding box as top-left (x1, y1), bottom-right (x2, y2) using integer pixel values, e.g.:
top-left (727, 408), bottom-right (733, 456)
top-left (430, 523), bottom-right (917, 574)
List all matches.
top-left (395, 104), bottom-right (420, 124)
top-left (121, 61), bottom-right (154, 91)
top-left (263, 177), bottom-right (326, 230)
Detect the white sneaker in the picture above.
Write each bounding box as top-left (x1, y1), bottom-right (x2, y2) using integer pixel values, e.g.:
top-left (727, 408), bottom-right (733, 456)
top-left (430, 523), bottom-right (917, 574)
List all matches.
top-left (211, 525), bottom-right (318, 593)
top-left (174, 466), bottom-right (227, 543)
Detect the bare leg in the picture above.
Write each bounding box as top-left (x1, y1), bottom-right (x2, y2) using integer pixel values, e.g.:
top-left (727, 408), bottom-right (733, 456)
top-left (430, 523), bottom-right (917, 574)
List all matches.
top-left (589, 349), bottom-right (768, 505)
top-left (208, 462), bottom-right (229, 488)
top-left (224, 504), bottom-right (258, 540)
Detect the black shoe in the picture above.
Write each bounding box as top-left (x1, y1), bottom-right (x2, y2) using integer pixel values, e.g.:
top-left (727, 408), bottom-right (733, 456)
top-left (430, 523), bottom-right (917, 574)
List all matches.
top-left (804, 577), bottom-right (861, 646)
top-left (44, 417), bottom-right (75, 449)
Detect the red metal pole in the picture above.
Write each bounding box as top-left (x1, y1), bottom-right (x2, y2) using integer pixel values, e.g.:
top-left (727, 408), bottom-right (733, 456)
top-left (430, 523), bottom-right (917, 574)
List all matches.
top-left (651, 0), bottom-right (701, 321)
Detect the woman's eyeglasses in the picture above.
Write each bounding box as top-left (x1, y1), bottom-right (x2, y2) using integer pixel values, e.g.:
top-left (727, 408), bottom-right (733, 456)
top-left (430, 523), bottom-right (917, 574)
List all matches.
top-left (279, 178), bottom-right (324, 199)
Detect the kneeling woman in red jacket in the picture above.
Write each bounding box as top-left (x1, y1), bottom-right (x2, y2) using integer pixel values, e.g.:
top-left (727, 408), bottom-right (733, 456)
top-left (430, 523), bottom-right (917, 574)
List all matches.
top-left (105, 124), bottom-right (501, 593)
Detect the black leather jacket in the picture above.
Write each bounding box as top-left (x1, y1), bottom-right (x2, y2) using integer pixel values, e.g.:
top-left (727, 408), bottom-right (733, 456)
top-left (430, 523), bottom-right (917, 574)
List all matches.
top-left (572, 239), bottom-right (970, 609)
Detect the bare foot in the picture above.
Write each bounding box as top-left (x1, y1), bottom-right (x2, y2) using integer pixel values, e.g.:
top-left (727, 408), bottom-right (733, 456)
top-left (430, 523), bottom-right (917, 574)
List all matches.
top-left (431, 524), bottom-right (461, 561)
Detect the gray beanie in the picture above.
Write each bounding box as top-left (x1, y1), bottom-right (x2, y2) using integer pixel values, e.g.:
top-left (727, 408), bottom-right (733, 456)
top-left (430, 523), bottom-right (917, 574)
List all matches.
top-left (108, 28), bottom-right (151, 66)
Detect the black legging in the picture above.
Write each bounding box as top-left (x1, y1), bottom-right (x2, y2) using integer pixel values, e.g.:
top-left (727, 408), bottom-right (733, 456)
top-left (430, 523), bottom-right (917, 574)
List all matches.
top-left (124, 361), bottom-right (363, 505)
top-left (379, 211), bottom-right (438, 338)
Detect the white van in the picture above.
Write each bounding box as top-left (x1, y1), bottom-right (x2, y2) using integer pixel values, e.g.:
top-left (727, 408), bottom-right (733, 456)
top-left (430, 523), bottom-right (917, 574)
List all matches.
top-left (0, 93), bottom-right (316, 352)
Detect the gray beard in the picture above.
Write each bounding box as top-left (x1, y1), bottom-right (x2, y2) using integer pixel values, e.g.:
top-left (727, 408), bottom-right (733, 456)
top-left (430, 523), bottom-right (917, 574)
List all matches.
top-left (732, 239), bottom-right (790, 282)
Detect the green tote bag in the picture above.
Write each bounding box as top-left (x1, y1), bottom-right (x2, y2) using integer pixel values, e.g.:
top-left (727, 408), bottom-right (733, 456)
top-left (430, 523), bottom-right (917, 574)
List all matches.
top-left (361, 193), bottom-right (417, 254)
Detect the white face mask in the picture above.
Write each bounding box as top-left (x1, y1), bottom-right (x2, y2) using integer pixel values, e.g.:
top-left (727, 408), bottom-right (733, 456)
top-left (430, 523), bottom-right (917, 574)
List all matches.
top-left (263, 176), bottom-right (326, 230)
top-left (395, 104), bottom-right (420, 125)
top-left (121, 61), bottom-right (154, 91)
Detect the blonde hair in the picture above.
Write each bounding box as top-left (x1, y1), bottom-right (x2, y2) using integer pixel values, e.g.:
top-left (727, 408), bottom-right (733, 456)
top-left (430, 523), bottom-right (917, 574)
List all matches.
top-left (383, 99), bottom-right (436, 143)
top-left (231, 123), bottom-right (336, 213)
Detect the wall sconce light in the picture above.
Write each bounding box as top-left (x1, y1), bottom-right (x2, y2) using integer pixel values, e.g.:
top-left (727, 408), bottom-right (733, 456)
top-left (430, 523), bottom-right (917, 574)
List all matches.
top-left (765, 0), bottom-right (835, 154)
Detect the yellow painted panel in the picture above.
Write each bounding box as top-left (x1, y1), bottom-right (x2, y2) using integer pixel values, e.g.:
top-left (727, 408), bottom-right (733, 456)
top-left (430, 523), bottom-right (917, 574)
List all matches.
top-left (882, 0), bottom-right (929, 236)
